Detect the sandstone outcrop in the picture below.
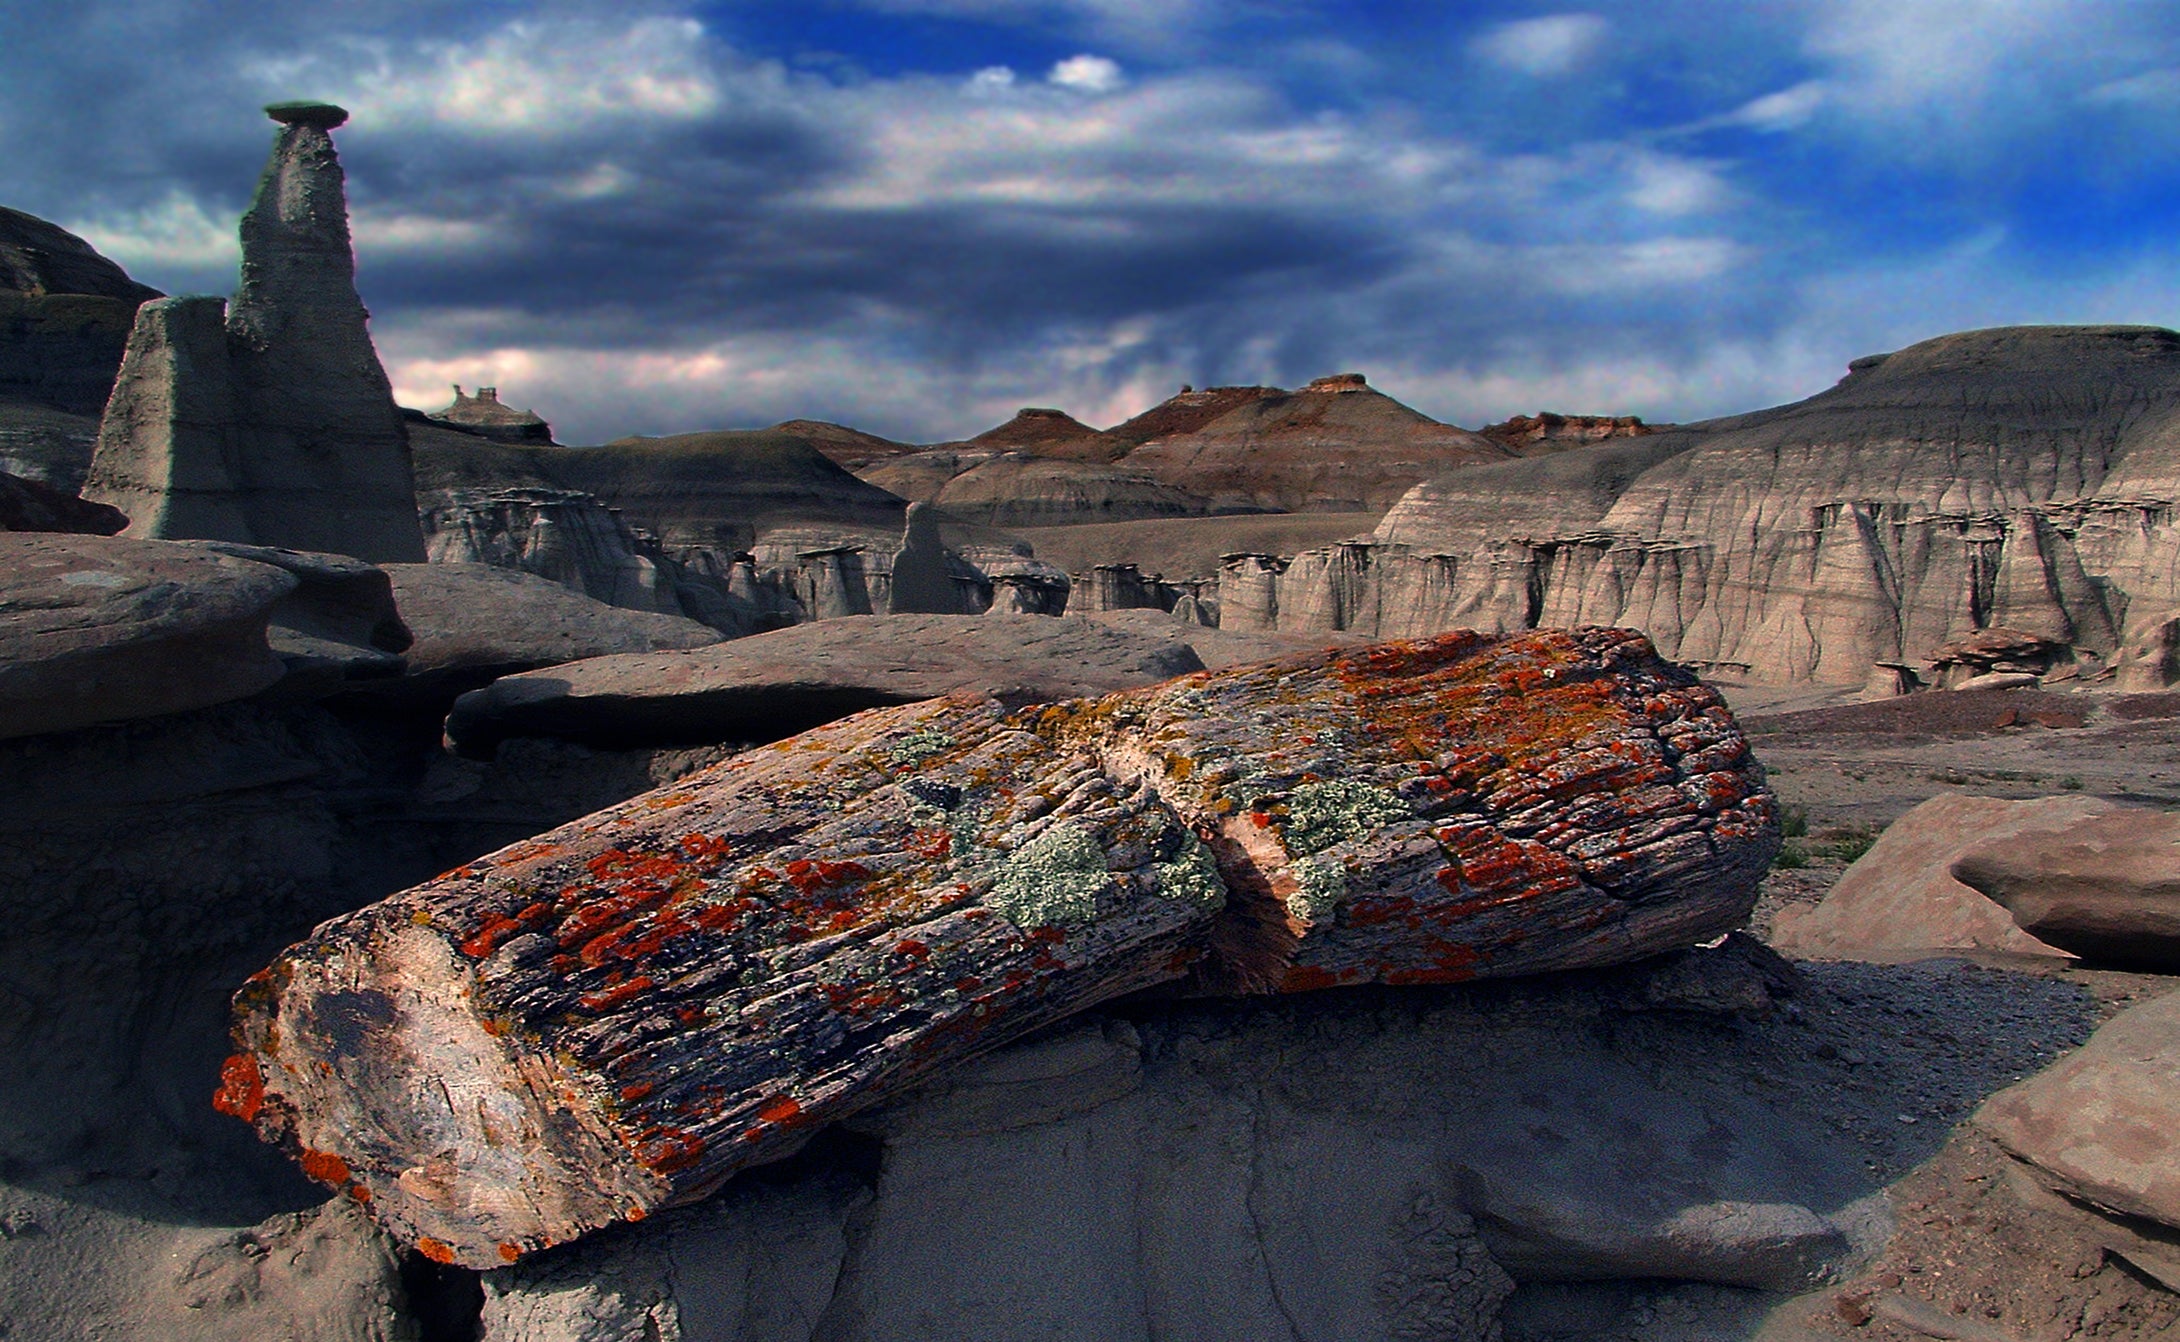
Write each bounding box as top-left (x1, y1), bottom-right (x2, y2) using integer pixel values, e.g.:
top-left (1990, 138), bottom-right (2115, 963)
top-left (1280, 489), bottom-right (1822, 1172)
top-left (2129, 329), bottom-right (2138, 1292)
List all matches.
top-left (221, 629), bottom-right (1775, 1266)
top-left (375, 563), bottom-right (722, 698)
top-left (0, 533), bottom-right (298, 739)
top-left (1951, 805), bottom-right (2180, 966)
top-left (0, 468), bottom-right (125, 534)
top-left (426, 385), bottom-right (552, 444)
top-left (1478, 410), bottom-right (1657, 454)
top-left (442, 611), bottom-right (1208, 755)
top-left (1978, 990), bottom-right (2180, 1233)
top-left (1227, 327), bottom-right (2180, 686)
top-left (0, 205), bottom-right (160, 418)
top-left (0, 532), bottom-right (415, 739)
top-left (82, 104), bottom-right (426, 564)
top-left (1769, 794), bottom-right (2101, 962)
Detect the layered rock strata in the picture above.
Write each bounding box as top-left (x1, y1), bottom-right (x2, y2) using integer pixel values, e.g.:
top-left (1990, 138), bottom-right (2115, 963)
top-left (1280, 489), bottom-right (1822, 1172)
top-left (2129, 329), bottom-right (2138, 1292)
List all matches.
top-left (0, 205), bottom-right (160, 417)
top-left (1223, 328), bottom-right (2180, 686)
top-left (83, 103), bottom-right (425, 564)
top-left (218, 628), bottom-right (1775, 1267)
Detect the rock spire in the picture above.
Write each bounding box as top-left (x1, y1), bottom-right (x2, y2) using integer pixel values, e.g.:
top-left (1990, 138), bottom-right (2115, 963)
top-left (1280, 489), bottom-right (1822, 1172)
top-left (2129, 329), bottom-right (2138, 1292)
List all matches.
top-left (83, 103), bottom-right (425, 563)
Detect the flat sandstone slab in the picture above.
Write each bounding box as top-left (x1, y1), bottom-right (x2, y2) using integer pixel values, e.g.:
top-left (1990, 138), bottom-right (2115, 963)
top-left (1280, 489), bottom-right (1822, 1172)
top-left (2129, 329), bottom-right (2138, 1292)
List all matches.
top-left (442, 611), bottom-right (1208, 754)
top-left (220, 628), bottom-right (1776, 1267)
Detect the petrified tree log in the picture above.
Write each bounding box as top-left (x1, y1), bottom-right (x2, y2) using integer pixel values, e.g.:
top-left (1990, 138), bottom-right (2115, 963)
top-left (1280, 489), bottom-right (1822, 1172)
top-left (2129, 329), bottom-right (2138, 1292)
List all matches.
top-left (218, 628), bottom-right (1777, 1267)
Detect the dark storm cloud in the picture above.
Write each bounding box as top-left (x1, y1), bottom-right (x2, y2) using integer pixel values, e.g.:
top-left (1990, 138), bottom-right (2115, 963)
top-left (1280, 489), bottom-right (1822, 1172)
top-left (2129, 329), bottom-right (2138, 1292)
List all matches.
top-left (8, 2), bottom-right (2180, 443)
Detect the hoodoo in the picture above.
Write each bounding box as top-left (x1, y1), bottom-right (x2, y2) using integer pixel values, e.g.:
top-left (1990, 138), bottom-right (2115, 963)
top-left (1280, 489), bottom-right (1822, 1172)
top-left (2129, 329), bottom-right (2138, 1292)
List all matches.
top-left (83, 102), bottom-right (425, 563)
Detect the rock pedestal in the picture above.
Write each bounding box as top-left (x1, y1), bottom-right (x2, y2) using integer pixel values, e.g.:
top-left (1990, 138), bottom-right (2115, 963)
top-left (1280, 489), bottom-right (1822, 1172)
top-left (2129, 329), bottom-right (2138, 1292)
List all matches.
top-left (218, 628), bottom-right (1776, 1267)
top-left (83, 103), bottom-right (425, 564)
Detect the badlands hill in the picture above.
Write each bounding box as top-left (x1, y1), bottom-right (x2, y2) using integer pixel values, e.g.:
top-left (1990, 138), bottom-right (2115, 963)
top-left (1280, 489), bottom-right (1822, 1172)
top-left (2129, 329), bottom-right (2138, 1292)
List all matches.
top-left (860, 373), bottom-right (1511, 528)
top-left (1230, 326), bottom-right (2180, 689)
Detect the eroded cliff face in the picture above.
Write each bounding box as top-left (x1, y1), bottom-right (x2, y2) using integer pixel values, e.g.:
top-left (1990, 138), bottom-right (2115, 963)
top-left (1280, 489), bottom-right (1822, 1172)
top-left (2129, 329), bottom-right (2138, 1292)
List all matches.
top-left (1223, 327), bottom-right (2180, 686)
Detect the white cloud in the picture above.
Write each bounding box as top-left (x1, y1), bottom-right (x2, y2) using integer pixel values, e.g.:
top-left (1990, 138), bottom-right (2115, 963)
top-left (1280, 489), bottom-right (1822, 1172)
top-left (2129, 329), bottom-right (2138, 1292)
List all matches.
top-left (1049, 54), bottom-right (1125, 94)
top-left (65, 192), bottom-right (239, 275)
top-left (1469, 14), bottom-right (1612, 78)
top-left (1800, 0), bottom-right (2106, 118)
top-left (1623, 153), bottom-right (1731, 216)
top-left (2085, 67), bottom-right (2180, 107)
top-left (351, 210), bottom-right (499, 256)
top-left (1727, 80), bottom-right (1829, 132)
top-left (301, 18), bottom-right (727, 136)
top-left (966, 65), bottom-right (1017, 95)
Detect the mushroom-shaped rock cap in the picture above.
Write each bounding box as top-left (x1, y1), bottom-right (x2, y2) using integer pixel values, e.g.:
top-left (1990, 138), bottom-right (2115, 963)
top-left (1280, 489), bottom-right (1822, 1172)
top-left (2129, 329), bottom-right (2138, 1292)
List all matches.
top-left (264, 101), bottom-right (349, 128)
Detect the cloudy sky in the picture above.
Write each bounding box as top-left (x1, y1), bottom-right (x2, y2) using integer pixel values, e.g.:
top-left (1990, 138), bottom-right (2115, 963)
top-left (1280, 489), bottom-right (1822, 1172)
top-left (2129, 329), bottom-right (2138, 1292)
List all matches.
top-left (6, 1), bottom-right (2179, 444)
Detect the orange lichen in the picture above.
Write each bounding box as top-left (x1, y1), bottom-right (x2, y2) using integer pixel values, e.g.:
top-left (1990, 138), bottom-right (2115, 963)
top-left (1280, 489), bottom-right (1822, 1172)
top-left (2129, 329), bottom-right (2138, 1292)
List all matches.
top-left (416, 1238), bottom-right (457, 1265)
top-left (211, 1053), bottom-right (264, 1123)
top-left (298, 1148), bottom-right (351, 1186)
top-left (578, 975), bottom-right (656, 1012)
top-left (498, 1242), bottom-right (523, 1263)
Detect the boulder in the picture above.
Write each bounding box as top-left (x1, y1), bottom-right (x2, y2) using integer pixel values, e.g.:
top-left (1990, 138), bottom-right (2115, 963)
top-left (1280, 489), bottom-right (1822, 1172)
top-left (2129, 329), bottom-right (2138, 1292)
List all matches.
top-left (1770, 794), bottom-right (2104, 962)
top-left (82, 106), bottom-right (426, 563)
top-left (442, 611), bottom-right (1209, 755)
top-left (0, 532), bottom-right (297, 739)
top-left (219, 628), bottom-right (1777, 1266)
top-left (377, 562), bottom-right (722, 696)
top-left (191, 541), bottom-right (413, 693)
top-left (0, 468), bottom-right (125, 534)
top-left (1978, 989), bottom-right (2180, 1231)
top-left (1951, 805), bottom-right (2180, 966)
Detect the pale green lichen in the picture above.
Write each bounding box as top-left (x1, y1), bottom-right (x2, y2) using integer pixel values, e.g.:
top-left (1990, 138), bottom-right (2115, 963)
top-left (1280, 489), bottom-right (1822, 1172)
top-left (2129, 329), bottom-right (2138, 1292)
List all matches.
top-left (987, 821), bottom-right (1110, 928)
top-left (1282, 779), bottom-right (1410, 856)
top-left (888, 728), bottom-right (954, 767)
top-left (1285, 855), bottom-right (1348, 922)
top-left (1149, 831), bottom-right (1226, 912)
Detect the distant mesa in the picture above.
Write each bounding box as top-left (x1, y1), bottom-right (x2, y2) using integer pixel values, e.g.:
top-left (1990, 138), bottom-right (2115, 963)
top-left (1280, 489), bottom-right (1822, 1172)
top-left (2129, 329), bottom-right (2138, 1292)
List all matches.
top-left (428, 385), bottom-right (554, 444)
top-left (1476, 411), bottom-right (1656, 455)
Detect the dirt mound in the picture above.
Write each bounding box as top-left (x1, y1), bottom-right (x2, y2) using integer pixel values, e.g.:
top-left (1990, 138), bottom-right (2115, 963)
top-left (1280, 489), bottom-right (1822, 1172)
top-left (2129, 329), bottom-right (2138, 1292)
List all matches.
top-left (954, 406), bottom-right (1128, 463)
top-left (1105, 384), bottom-right (1282, 448)
top-left (1121, 375), bottom-right (1509, 512)
top-left (770, 418), bottom-right (919, 470)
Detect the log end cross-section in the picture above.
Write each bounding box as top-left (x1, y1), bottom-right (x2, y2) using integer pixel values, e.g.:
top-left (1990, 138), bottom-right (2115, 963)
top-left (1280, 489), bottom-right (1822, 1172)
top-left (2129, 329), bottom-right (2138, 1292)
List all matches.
top-left (219, 628), bottom-right (1778, 1267)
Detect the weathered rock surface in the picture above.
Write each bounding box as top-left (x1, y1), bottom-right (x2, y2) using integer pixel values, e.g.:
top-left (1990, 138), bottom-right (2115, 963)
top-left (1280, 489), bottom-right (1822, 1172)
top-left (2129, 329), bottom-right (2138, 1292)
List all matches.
top-left (1233, 327), bottom-right (2180, 686)
top-left (377, 562), bottom-right (722, 696)
top-left (443, 612), bottom-right (1207, 755)
top-left (0, 532), bottom-right (298, 739)
top-left (480, 948), bottom-right (1925, 1341)
top-left (1978, 989), bottom-right (2180, 1232)
top-left (221, 629), bottom-right (1775, 1267)
top-left (0, 467), bottom-right (125, 534)
top-left (0, 397), bottom-right (99, 490)
top-left (1770, 794), bottom-right (2103, 962)
top-left (1951, 805), bottom-right (2180, 966)
top-left (82, 105), bottom-right (426, 563)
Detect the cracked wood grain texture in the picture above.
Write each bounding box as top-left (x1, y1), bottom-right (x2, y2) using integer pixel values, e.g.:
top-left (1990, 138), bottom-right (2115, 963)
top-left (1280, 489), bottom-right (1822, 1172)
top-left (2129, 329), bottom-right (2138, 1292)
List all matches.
top-left (217, 628), bottom-right (1777, 1267)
